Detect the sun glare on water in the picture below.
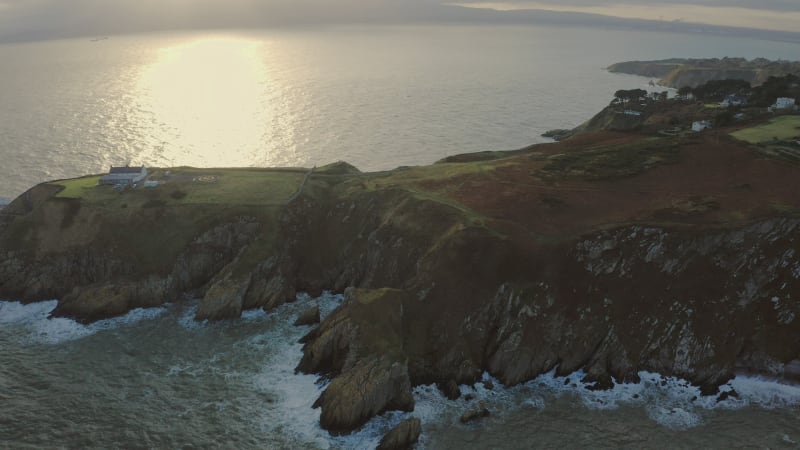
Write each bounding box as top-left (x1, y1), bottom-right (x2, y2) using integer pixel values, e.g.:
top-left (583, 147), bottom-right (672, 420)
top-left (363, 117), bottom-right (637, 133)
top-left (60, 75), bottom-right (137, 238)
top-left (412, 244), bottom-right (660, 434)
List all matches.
top-left (137, 37), bottom-right (275, 167)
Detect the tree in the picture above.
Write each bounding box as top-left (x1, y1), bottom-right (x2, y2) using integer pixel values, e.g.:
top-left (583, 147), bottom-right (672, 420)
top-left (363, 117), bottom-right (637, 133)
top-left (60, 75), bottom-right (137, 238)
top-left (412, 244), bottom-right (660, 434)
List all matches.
top-left (677, 86), bottom-right (693, 98)
top-left (692, 79), bottom-right (751, 102)
top-left (614, 88), bottom-right (648, 103)
top-left (714, 111), bottom-right (734, 128)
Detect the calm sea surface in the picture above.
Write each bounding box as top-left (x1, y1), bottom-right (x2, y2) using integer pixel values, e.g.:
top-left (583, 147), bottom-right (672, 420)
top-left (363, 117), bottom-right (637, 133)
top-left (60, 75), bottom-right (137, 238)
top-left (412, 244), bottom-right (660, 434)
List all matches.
top-left (1, 25), bottom-right (800, 448)
top-left (1, 25), bottom-right (799, 199)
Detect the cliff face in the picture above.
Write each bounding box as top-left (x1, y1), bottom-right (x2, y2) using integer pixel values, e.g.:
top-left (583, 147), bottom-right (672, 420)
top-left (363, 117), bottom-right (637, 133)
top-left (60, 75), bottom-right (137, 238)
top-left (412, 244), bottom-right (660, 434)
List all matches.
top-left (292, 206), bottom-right (800, 432)
top-left (1, 131), bottom-right (799, 433)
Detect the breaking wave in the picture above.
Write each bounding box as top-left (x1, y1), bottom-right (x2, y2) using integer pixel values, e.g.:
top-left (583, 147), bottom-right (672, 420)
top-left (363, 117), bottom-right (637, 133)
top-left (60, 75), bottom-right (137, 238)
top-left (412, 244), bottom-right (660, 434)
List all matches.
top-left (0, 300), bottom-right (168, 345)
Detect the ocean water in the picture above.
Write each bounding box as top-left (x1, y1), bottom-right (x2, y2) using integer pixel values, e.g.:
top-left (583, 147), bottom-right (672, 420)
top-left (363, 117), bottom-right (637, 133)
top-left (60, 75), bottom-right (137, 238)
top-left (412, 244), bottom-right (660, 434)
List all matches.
top-left (2, 296), bottom-right (799, 449)
top-left (2, 25), bottom-right (800, 448)
top-left (1, 25), bottom-right (800, 199)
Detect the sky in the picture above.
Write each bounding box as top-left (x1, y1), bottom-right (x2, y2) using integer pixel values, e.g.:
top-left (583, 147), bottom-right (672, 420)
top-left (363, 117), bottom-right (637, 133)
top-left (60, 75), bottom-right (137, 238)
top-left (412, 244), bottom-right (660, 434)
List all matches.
top-left (455, 1), bottom-right (800, 33)
top-left (1, 0), bottom-right (799, 42)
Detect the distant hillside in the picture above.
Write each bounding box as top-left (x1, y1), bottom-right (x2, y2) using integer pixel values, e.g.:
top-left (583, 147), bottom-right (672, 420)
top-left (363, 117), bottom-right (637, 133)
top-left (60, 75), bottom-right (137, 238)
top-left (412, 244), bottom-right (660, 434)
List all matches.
top-left (608, 58), bottom-right (800, 88)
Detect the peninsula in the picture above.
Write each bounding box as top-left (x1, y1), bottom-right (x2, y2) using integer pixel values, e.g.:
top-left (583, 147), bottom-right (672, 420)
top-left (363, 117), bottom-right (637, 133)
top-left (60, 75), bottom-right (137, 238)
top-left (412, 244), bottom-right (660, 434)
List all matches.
top-left (608, 57), bottom-right (800, 88)
top-left (2, 82), bottom-right (800, 435)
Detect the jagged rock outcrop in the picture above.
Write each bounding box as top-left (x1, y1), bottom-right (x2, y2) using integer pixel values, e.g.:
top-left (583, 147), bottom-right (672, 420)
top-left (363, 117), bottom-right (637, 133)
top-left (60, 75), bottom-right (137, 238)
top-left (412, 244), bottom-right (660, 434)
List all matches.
top-left (294, 305), bottom-right (320, 326)
top-left (196, 273), bottom-right (251, 321)
top-left (313, 356), bottom-right (414, 434)
top-left (298, 289), bottom-right (414, 433)
top-left (377, 417), bottom-right (422, 450)
top-left (296, 217), bottom-right (800, 431)
top-left (0, 189), bottom-right (262, 322)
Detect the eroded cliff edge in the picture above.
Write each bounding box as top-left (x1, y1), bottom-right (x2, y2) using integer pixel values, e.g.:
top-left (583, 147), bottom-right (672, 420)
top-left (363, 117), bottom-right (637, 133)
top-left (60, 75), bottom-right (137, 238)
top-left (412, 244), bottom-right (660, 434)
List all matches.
top-left (1, 131), bottom-right (799, 433)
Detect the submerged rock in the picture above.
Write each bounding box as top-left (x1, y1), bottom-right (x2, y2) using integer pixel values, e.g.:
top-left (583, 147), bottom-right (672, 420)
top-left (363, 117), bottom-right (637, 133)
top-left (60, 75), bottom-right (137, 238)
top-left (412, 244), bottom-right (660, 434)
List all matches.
top-left (460, 401), bottom-right (490, 423)
top-left (377, 417), bottom-right (422, 450)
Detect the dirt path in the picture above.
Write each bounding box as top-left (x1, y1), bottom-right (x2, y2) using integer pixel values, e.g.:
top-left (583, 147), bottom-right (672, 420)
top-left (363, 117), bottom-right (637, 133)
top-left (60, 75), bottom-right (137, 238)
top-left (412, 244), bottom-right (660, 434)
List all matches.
top-left (287, 166), bottom-right (315, 204)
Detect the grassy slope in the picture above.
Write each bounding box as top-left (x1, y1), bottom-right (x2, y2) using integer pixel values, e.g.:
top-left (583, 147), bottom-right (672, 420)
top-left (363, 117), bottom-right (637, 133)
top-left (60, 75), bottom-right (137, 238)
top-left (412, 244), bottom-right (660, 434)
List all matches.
top-left (731, 116), bottom-right (800, 144)
top-left (7, 124), bottom-right (800, 272)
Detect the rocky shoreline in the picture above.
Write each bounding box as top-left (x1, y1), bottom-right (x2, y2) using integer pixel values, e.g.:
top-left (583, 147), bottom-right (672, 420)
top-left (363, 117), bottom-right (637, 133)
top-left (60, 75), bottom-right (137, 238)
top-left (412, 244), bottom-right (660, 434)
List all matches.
top-left (2, 128), bottom-right (800, 438)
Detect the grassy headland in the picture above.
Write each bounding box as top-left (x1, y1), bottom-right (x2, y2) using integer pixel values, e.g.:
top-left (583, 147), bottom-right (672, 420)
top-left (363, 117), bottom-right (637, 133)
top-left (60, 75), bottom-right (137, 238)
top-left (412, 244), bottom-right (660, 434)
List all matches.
top-left (2, 82), bottom-right (800, 435)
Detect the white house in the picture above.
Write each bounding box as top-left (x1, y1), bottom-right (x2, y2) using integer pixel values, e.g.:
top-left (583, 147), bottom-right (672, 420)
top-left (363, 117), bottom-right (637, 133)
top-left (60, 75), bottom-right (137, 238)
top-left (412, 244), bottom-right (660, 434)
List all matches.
top-left (720, 94), bottom-right (747, 108)
top-left (623, 109), bottom-right (643, 116)
top-left (99, 166), bottom-right (148, 186)
top-left (692, 120), bottom-right (712, 132)
top-left (775, 97), bottom-right (796, 110)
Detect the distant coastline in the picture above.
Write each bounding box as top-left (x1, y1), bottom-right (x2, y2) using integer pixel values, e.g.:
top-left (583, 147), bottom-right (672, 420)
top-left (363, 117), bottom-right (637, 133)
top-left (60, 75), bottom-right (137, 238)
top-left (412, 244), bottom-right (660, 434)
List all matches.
top-left (608, 57), bottom-right (800, 88)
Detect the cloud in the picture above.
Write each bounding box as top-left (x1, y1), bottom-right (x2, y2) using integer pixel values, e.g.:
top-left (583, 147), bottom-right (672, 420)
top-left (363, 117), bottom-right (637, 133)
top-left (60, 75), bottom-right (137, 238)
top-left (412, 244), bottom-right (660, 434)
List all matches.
top-left (0, 0), bottom-right (445, 41)
top-left (454, 1), bottom-right (800, 33)
top-left (459, 0), bottom-right (800, 12)
top-left (1, 0), bottom-right (798, 42)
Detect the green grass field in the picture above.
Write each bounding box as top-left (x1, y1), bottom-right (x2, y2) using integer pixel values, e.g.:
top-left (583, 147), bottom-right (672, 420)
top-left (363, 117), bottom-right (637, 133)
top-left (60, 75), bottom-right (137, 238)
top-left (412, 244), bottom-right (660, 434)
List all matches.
top-left (54, 176), bottom-right (102, 198)
top-left (731, 116), bottom-right (800, 144)
top-left (52, 168), bottom-right (306, 206)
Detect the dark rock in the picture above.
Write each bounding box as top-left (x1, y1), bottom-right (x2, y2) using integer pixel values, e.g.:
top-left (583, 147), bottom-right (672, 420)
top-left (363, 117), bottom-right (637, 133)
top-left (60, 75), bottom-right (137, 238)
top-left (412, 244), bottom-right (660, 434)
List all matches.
top-left (299, 289), bottom-right (415, 434)
top-left (314, 356), bottom-right (414, 434)
top-left (464, 394), bottom-right (475, 401)
top-left (483, 380), bottom-right (494, 390)
top-left (294, 305), bottom-right (320, 326)
top-left (716, 390), bottom-right (739, 402)
top-left (584, 374), bottom-right (614, 391)
top-left (459, 401), bottom-right (490, 424)
top-left (699, 383), bottom-right (721, 396)
top-left (377, 417), bottom-right (421, 450)
top-left (440, 379), bottom-right (461, 401)
top-left (541, 129), bottom-right (574, 141)
top-left (785, 360), bottom-right (800, 381)
top-left (196, 275), bottom-right (249, 321)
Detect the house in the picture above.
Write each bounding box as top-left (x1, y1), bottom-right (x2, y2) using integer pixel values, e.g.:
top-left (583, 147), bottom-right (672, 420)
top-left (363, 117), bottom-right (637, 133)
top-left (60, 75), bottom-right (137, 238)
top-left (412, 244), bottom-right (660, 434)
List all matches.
top-left (774, 97), bottom-right (796, 110)
top-left (720, 94), bottom-right (747, 108)
top-left (692, 120), bottom-right (712, 132)
top-left (99, 166), bottom-right (148, 186)
top-left (623, 109), bottom-right (643, 117)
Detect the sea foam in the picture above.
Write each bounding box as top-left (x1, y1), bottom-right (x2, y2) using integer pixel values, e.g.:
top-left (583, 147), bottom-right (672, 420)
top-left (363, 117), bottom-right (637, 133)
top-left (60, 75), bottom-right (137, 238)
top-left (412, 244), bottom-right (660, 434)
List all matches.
top-left (0, 300), bottom-right (167, 345)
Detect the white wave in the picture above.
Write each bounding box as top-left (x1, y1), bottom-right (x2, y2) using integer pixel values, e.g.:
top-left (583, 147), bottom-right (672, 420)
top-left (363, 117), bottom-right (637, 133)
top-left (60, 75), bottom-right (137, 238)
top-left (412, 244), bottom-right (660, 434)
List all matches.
top-left (341, 368), bottom-right (800, 444)
top-left (241, 292), bottom-right (346, 449)
top-left (0, 300), bottom-right (167, 345)
top-left (729, 376), bottom-right (800, 408)
top-left (177, 301), bottom-right (205, 330)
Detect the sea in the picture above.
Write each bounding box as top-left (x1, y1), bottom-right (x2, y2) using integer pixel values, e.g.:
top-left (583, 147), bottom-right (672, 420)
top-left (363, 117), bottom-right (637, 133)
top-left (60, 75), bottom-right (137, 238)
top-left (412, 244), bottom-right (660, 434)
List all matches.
top-left (1, 25), bottom-right (800, 448)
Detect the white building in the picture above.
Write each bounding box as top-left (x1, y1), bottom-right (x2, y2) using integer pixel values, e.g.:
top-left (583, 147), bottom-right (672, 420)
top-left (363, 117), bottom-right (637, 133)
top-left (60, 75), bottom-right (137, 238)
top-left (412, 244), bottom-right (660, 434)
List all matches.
top-left (623, 109), bottom-right (643, 116)
top-left (99, 166), bottom-right (148, 186)
top-left (775, 97), bottom-right (796, 110)
top-left (720, 94), bottom-right (747, 108)
top-left (692, 120), bottom-right (712, 132)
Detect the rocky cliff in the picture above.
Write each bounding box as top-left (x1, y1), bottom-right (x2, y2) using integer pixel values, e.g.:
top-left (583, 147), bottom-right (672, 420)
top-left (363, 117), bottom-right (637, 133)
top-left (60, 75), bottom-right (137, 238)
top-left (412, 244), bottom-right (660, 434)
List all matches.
top-left (1, 130), bottom-right (799, 434)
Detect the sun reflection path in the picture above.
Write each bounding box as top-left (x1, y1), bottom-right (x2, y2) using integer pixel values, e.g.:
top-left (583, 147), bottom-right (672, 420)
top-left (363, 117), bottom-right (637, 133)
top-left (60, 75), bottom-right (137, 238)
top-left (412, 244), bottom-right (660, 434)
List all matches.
top-left (137, 37), bottom-right (285, 168)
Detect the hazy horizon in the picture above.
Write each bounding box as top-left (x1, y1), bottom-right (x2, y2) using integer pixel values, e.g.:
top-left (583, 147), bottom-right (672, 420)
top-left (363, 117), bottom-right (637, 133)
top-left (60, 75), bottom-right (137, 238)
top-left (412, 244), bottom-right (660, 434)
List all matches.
top-left (2, 0), bottom-right (800, 44)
